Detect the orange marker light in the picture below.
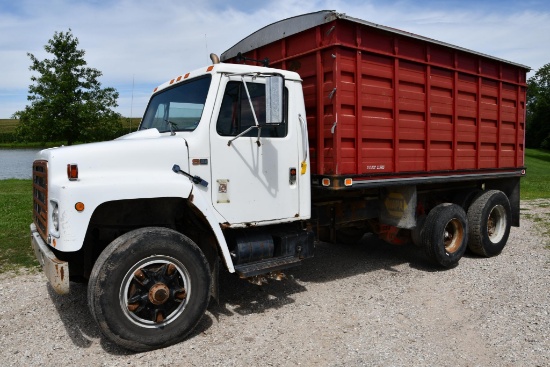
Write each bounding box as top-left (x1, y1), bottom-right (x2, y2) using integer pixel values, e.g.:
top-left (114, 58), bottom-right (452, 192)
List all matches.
top-left (75, 202), bottom-right (85, 212)
top-left (184, 73), bottom-right (190, 79)
top-left (67, 164), bottom-right (78, 181)
top-left (206, 66), bottom-right (214, 72)
top-left (176, 76), bottom-right (182, 82)
top-left (344, 178), bottom-right (353, 187)
top-left (321, 178), bottom-right (330, 187)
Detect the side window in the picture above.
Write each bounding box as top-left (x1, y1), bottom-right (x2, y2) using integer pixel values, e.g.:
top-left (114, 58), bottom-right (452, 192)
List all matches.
top-left (216, 81), bottom-right (287, 138)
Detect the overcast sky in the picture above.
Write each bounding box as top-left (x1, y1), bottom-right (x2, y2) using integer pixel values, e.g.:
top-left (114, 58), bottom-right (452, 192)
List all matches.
top-left (1, 0), bottom-right (549, 119)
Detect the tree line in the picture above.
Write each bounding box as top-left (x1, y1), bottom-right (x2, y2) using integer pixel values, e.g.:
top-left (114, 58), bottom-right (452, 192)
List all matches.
top-left (526, 64), bottom-right (550, 149)
top-left (10, 30), bottom-right (550, 149)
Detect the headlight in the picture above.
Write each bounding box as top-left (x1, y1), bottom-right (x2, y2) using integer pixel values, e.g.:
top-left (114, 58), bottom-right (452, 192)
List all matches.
top-left (52, 203), bottom-right (59, 232)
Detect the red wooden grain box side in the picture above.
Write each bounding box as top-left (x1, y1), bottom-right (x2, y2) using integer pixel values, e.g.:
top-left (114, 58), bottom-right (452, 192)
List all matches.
top-left (222, 11), bottom-right (528, 181)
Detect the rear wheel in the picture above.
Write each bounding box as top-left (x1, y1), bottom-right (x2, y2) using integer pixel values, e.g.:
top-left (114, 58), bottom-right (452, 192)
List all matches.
top-left (467, 190), bottom-right (511, 257)
top-left (421, 203), bottom-right (468, 268)
top-left (88, 227), bottom-right (211, 351)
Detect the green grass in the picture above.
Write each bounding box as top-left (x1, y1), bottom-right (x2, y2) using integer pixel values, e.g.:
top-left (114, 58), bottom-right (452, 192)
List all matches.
top-left (121, 117), bottom-right (142, 132)
top-left (522, 149), bottom-right (550, 200)
top-left (0, 119), bottom-right (18, 133)
top-left (0, 117), bottom-right (141, 133)
top-left (0, 179), bottom-right (38, 272)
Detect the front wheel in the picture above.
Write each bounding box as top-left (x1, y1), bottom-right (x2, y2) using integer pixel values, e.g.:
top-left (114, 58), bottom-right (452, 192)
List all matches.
top-left (421, 203), bottom-right (468, 268)
top-left (88, 227), bottom-right (211, 352)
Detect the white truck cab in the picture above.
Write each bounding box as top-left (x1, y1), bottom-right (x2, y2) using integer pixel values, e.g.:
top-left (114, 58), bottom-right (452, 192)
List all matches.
top-left (31, 61), bottom-right (314, 351)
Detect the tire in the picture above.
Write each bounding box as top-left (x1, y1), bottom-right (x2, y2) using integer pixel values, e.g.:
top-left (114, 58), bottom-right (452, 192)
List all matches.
top-left (467, 190), bottom-right (511, 257)
top-left (421, 203), bottom-right (468, 268)
top-left (88, 227), bottom-right (211, 352)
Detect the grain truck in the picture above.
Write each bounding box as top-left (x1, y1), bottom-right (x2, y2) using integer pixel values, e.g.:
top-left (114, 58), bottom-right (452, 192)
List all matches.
top-left (30, 10), bottom-right (529, 351)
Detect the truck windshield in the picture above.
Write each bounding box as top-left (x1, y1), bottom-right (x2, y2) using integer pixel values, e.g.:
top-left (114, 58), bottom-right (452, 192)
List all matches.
top-left (140, 75), bottom-right (212, 133)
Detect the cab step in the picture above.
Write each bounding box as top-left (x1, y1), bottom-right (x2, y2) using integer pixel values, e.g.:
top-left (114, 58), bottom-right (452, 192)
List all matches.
top-left (234, 256), bottom-right (301, 278)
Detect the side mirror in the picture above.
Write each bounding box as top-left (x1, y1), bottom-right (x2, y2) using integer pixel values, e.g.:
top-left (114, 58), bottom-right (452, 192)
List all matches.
top-left (265, 75), bottom-right (284, 124)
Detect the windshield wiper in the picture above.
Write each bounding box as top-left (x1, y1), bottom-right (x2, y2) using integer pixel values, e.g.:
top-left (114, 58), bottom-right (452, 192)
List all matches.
top-left (165, 119), bottom-right (178, 136)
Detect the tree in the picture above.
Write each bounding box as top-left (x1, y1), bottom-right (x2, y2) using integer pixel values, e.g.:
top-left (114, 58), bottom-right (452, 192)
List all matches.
top-left (14, 30), bottom-right (122, 145)
top-left (526, 63), bottom-right (550, 149)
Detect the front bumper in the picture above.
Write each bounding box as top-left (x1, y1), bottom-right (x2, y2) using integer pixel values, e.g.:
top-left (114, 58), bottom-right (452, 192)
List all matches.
top-left (30, 223), bottom-right (70, 294)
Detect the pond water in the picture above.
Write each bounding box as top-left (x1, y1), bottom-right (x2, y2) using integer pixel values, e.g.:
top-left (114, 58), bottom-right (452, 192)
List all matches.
top-left (0, 149), bottom-right (41, 179)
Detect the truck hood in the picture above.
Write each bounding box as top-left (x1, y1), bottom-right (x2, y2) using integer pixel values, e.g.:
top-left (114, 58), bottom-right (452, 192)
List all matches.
top-left (36, 134), bottom-right (190, 184)
top-left (115, 128), bottom-right (162, 140)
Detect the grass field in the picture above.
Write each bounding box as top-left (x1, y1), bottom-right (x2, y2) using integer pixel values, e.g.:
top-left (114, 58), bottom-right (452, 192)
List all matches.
top-left (0, 118), bottom-right (18, 132)
top-left (0, 149), bottom-right (548, 272)
top-left (0, 179), bottom-right (37, 272)
top-left (522, 149), bottom-right (550, 200)
top-left (0, 118), bottom-right (141, 132)
top-left (0, 118), bottom-right (142, 148)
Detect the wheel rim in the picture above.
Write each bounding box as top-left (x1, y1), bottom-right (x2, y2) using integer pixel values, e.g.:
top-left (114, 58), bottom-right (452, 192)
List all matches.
top-left (120, 255), bottom-right (191, 328)
top-left (487, 205), bottom-right (507, 243)
top-left (443, 218), bottom-right (464, 254)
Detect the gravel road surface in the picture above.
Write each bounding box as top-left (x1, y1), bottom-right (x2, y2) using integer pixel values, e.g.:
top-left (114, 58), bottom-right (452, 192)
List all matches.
top-left (1, 200), bottom-right (548, 366)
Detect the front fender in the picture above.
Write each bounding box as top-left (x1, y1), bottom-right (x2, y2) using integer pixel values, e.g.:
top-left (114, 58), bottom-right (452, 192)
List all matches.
top-left (51, 172), bottom-right (194, 252)
top-left (186, 186), bottom-right (235, 273)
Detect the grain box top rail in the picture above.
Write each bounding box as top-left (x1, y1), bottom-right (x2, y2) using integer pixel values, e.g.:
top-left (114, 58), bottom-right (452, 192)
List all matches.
top-left (221, 10), bottom-right (530, 71)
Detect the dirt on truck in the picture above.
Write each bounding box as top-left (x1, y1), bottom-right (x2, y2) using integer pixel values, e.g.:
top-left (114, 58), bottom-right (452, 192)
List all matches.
top-left (30, 10), bottom-right (529, 351)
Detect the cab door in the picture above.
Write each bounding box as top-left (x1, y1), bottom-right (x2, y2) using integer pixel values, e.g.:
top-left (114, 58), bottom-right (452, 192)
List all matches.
top-left (209, 75), bottom-right (300, 224)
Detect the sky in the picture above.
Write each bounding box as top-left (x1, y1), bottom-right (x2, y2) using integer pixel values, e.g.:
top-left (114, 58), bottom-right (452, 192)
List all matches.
top-left (1, 0), bottom-right (549, 119)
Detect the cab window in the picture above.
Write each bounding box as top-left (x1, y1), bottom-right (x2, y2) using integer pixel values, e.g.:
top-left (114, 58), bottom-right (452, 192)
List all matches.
top-left (140, 75), bottom-right (211, 133)
top-left (216, 81), bottom-right (287, 137)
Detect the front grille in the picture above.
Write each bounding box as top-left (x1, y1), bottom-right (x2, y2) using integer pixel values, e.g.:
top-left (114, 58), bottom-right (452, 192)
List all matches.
top-left (33, 160), bottom-right (48, 241)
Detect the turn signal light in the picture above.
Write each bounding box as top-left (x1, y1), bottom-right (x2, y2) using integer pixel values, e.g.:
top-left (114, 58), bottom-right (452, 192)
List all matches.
top-left (67, 164), bottom-right (78, 181)
top-left (75, 202), bottom-right (85, 212)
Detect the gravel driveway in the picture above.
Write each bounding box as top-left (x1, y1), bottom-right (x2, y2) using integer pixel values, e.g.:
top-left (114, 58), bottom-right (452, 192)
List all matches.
top-left (1, 200), bottom-right (548, 366)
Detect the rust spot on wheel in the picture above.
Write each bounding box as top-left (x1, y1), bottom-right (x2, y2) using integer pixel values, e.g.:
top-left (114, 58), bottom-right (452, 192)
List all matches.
top-left (155, 311), bottom-right (164, 323)
top-left (175, 288), bottom-right (187, 300)
top-left (166, 263), bottom-right (176, 275)
top-left (444, 218), bottom-right (464, 254)
top-left (149, 283), bottom-right (170, 305)
top-left (134, 269), bottom-right (146, 282)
